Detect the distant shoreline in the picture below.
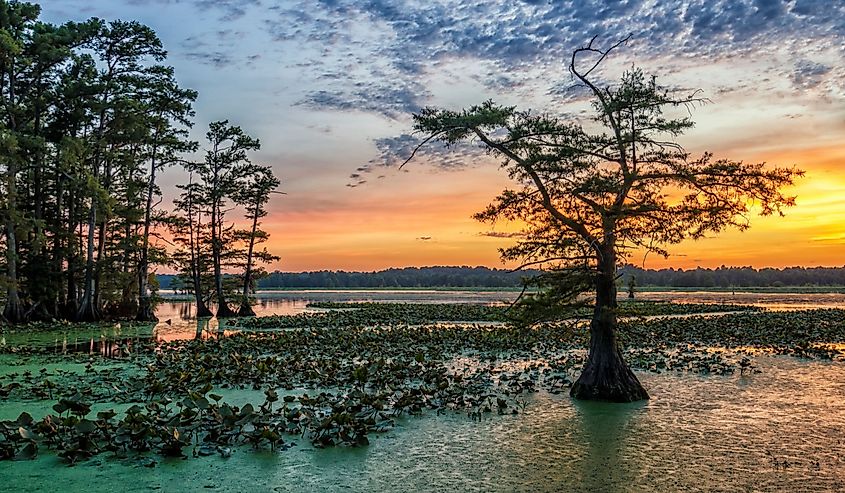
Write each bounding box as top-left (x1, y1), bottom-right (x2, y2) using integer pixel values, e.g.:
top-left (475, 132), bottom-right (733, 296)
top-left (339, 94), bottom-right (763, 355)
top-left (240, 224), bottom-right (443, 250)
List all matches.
top-left (157, 285), bottom-right (845, 300)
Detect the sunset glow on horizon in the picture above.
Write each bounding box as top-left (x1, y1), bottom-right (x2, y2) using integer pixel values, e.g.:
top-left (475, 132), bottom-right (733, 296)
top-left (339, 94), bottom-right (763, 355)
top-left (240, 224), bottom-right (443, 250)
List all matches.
top-left (41, 0), bottom-right (845, 272)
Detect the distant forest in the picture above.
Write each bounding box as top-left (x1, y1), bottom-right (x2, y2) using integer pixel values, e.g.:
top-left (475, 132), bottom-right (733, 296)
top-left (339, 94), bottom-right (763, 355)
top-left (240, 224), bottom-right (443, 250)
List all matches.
top-left (618, 265), bottom-right (845, 288)
top-left (160, 267), bottom-right (538, 290)
top-left (158, 265), bottom-right (845, 290)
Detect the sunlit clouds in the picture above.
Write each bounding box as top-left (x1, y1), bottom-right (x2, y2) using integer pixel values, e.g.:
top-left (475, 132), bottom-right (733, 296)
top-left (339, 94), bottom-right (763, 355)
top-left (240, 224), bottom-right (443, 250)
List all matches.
top-left (39, 0), bottom-right (845, 270)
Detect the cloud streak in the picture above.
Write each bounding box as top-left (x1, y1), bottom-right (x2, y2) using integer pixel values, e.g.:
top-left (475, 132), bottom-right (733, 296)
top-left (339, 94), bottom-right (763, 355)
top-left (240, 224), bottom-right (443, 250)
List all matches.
top-left (99, 0), bottom-right (845, 118)
top-left (255, 0), bottom-right (845, 117)
top-left (347, 133), bottom-right (491, 185)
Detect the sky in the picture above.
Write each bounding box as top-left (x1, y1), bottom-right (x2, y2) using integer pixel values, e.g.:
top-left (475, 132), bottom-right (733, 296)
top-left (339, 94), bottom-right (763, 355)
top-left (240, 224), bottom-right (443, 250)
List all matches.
top-left (38, 0), bottom-right (845, 272)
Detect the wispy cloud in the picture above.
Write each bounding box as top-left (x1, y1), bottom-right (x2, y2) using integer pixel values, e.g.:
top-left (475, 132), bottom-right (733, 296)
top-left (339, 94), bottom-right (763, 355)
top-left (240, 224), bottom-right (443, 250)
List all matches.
top-left (261, 0), bottom-right (845, 118)
top-left (347, 133), bottom-right (490, 185)
top-left (100, 0), bottom-right (845, 118)
top-left (478, 231), bottom-right (525, 239)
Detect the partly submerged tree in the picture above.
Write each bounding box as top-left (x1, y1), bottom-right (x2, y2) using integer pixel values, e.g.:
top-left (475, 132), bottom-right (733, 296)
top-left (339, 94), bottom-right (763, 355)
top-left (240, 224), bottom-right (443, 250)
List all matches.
top-left (231, 164), bottom-right (281, 316)
top-left (75, 20), bottom-right (168, 322)
top-left (171, 173), bottom-right (214, 318)
top-left (402, 37), bottom-right (802, 402)
top-left (0, 1), bottom-right (97, 322)
top-left (0, 2), bottom-right (281, 325)
top-left (183, 121), bottom-right (260, 318)
top-left (135, 66), bottom-right (198, 322)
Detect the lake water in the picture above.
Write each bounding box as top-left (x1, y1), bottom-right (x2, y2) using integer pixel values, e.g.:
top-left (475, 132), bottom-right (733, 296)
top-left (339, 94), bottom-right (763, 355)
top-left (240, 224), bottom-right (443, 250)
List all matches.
top-left (636, 290), bottom-right (845, 311)
top-left (3, 290), bottom-right (841, 351)
top-left (2, 290), bottom-right (845, 491)
top-left (2, 355), bottom-right (843, 492)
top-left (152, 289), bottom-right (523, 341)
top-left (151, 290), bottom-right (845, 341)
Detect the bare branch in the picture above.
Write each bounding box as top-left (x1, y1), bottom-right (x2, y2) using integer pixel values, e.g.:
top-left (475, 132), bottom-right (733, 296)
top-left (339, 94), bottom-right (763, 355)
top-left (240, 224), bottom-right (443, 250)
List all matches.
top-left (398, 131), bottom-right (447, 170)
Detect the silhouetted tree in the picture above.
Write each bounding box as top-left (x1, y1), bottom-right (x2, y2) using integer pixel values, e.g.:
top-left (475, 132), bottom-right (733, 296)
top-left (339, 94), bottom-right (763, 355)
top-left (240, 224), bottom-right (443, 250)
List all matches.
top-left (136, 67), bottom-right (197, 321)
top-left (75, 20), bottom-right (167, 322)
top-left (403, 37), bottom-right (802, 402)
top-left (0, 1), bottom-right (96, 322)
top-left (0, 3), bottom-right (279, 324)
top-left (183, 121), bottom-right (259, 318)
top-left (232, 164), bottom-right (281, 316)
top-left (171, 173), bottom-right (214, 318)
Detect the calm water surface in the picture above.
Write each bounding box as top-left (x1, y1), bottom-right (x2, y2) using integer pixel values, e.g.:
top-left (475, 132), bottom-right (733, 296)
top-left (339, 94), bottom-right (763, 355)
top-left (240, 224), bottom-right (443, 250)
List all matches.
top-left (636, 290), bottom-right (845, 311)
top-left (2, 290), bottom-right (845, 491)
top-left (152, 290), bottom-right (845, 341)
top-left (152, 289), bottom-right (522, 341)
top-left (2, 356), bottom-right (843, 492)
top-left (3, 290), bottom-right (842, 351)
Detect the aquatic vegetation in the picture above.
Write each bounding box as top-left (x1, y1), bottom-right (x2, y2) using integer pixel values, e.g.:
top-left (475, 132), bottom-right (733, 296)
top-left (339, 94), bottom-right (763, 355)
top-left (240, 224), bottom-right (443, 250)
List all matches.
top-left (619, 309), bottom-right (845, 359)
top-left (3, 305), bottom-right (844, 467)
top-left (238, 302), bottom-right (508, 328)
top-left (236, 300), bottom-right (757, 330)
top-left (0, 358), bottom-right (145, 403)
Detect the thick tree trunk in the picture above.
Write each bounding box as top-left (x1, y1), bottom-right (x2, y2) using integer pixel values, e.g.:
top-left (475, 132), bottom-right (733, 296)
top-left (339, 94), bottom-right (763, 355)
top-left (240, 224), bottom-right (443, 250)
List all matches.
top-left (212, 249), bottom-right (236, 317)
top-left (136, 141), bottom-right (159, 322)
top-left (136, 292), bottom-right (156, 321)
top-left (185, 184), bottom-right (213, 318)
top-left (51, 174), bottom-right (66, 316)
top-left (238, 300), bottom-right (256, 317)
top-left (64, 189), bottom-right (79, 318)
top-left (75, 204), bottom-right (100, 322)
top-left (92, 219), bottom-right (106, 311)
top-left (192, 275), bottom-right (213, 318)
top-left (211, 190), bottom-right (235, 318)
top-left (76, 82), bottom-right (113, 322)
top-left (2, 60), bottom-right (24, 323)
top-left (92, 155), bottom-right (113, 314)
top-left (570, 246), bottom-right (648, 402)
top-left (27, 92), bottom-right (55, 322)
top-left (236, 204), bottom-right (260, 317)
top-left (3, 217), bottom-right (25, 324)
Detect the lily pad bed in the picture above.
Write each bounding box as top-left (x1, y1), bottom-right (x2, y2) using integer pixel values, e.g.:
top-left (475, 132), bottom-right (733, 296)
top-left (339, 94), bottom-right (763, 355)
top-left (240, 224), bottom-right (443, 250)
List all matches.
top-left (0, 321), bottom-right (157, 358)
top-left (236, 300), bottom-right (758, 329)
top-left (2, 305), bottom-right (841, 468)
top-left (618, 308), bottom-right (845, 359)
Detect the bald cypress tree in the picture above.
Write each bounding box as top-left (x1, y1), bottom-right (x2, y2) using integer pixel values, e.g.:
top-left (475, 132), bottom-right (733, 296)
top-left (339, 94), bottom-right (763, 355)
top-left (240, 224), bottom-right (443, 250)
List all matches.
top-left (135, 66), bottom-right (197, 322)
top-left (1, 2), bottom-right (201, 324)
top-left (403, 38), bottom-right (802, 402)
top-left (183, 121), bottom-right (259, 318)
top-left (75, 20), bottom-right (168, 322)
top-left (0, 0), bottom-right (97, 322)
top-left (232, 164), bottom-right (281, 316)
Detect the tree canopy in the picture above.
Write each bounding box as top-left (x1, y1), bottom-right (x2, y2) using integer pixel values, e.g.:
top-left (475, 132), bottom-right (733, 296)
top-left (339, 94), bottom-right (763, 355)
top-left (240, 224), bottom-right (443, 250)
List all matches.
top-left (403, 37), bottom-right (803, 401)
top-left (0, 1), bottom-right (281, 323)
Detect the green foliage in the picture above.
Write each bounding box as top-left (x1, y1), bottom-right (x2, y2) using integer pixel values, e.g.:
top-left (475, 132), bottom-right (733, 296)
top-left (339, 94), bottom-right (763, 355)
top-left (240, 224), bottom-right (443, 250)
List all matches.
top-left (505, 269), bottom-right (593, 328)
top-left (0, 2), bottom-right (277, 323)
top-left (172, 122), bottom-right (278, 316)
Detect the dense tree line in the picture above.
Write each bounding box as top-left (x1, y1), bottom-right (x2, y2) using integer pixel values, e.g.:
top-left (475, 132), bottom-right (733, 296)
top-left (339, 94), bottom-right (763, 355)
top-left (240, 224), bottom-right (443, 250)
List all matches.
top-left (160, 265), bottom-right (845, 290)
top-left (161, 267), bottom-right (538, 290)
top-left (620, 265), bottom-right (845, 288)
top-left (0, 1), bottom-right (280, 323)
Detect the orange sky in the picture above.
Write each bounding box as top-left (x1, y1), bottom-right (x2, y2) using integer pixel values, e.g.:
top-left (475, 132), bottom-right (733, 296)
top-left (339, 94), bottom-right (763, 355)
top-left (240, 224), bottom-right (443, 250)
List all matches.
top-left (182, 77), bottom-right (845, 273)
top-left (260, 142), bottom-right (845, 272)
top-left (44, 1), bottom-right (844, 273)
top-left (252, 43), bottom-right (844, 273)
